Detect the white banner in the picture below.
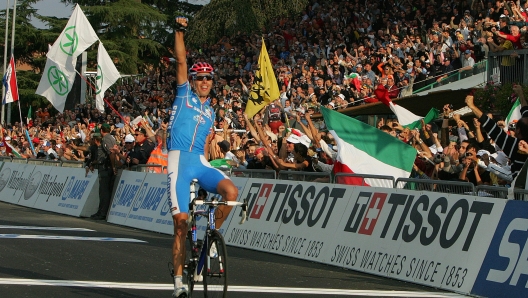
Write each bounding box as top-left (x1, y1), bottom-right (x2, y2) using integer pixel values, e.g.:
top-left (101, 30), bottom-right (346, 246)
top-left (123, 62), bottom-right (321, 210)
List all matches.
top-left (33, 166), bottom-right (99, 217)
top-left (95, 42), bottom-right (121, 112)
top-left (16, 165), bottom-right (54, 208)
top-left (0, 163), bottom-right (36, 205)
top-left (222, 180), bottom-right (506, 295)
top-left (107, 171), bottom-right (146, 226)
top-left (124, 173), bottom-right (172, 234)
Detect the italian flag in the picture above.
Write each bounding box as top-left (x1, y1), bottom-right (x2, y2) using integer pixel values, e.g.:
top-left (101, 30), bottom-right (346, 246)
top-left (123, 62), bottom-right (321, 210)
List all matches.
top-left (321, 107), bottom-right (416, 187)
top-left (374, 84), bottom-right (422, 126)
top-left (505, 98), bottom-right (521, 131)
top-left (345, 73), bottom-right (362, 91)
top-left (5, 140), bottom-right (22, 158)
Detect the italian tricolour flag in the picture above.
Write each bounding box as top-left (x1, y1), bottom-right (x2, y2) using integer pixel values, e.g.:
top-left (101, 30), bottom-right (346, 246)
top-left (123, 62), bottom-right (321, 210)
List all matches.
top-left (505, 98), bottom-right (521, 130)
top-left (321, 107), bottom-right (416, 187)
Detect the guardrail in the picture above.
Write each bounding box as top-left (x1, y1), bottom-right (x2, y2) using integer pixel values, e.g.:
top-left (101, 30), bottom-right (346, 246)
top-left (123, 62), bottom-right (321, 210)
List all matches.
top-left (1, 157), bottom-right (85, 167)
top-left (413, 60), bottom-right (488, 94)
top-left (394, 178), bottom-right (476, 195)
top-left (130, 164), bottom-right (167, 173)
top-left (475, 185), bottom-right (509, 199)
top-left (334, 173), bottom-right (395, 188)
top-left (486, 49), bottom-right (528, 85)
top-left (231, 169), bottom-right (277, 179)
top-left (277, 170), bottom-right (331, 182)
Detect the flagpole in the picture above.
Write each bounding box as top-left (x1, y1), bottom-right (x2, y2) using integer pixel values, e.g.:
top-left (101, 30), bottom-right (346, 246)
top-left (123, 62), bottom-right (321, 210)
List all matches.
top-left (6, 0), bottom-right (17, 125)
top-left (1, 0), bottom-right (11, 125)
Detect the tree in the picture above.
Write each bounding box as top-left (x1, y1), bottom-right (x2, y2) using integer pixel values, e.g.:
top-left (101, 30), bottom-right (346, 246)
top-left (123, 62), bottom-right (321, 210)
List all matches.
top-left (186, 0), bottom-right (308, 47)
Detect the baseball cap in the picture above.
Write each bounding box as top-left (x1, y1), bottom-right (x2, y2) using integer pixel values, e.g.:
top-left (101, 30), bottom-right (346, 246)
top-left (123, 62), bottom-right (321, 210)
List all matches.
top-left (32, 137), bottom-right (40, 144)
top-left (338, 94), bottom-right (345, 100)
top-left (464, 49), bottom-right (471, 54)
top-left (254, 147), bottom-right (265, 156)
top-left (124, 134), bottom-right (135, 143)
top-left (477, 150), bottom-right (491, 157)
top-left (4, 136), bottom-right (11, 141)
top-left (218, 140), bottom-right (230, 152)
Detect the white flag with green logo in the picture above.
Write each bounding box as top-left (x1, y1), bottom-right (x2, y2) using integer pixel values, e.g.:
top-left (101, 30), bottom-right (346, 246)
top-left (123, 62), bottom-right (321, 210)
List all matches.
top-left (96, 42), bottom-right (121, 112)
top-left (36, 57), bottom-right (76, 112)
top-left (47, 4), bottom-right (99, 68)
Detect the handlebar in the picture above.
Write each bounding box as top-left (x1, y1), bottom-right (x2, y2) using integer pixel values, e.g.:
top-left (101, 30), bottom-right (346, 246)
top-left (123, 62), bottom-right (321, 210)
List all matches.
top-left (191, 199), bottom-right (248, 225)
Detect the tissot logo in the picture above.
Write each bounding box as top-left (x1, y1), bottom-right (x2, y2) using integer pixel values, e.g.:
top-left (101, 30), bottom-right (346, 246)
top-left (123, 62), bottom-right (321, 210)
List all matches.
top-left (243, 182), bottom-right (346, 228)
top-left (344, 191), bottom-right (494, 251)
top-left (358, 192), bottom-right (387, 235)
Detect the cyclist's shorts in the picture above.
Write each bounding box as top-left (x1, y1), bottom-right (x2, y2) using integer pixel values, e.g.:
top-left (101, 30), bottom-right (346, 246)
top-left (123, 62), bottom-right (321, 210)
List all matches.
top-left (167, 150), bottom-right (228, 215)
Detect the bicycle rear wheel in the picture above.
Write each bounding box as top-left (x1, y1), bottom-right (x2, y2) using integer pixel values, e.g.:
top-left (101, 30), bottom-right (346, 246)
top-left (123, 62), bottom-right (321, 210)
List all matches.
top-left (184, 231), bottom-right (195, 297)
top-left (203, 230), bottom-right (227, 298)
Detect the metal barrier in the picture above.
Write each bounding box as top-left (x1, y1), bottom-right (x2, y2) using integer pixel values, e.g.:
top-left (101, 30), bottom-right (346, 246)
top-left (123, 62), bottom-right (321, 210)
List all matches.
top-left (231, 169), bottom-right (276, 179)
top-left (486, 49), bottom-right (528, 85)
top-left (334, 173), bottom-right (395, 188)
top-left (513, 188), bottom-right (528, 201)
top-left (413, 60), bottom-right (488, 94)
top-left (131, 164), bottom-right (167, 174)
top-left (61, 160), bottom-right (85, 168)
top-left (42, 160), bottom-right (61, 167)
top-left (27, 159), bottom-right (45, 165)
top-left (11, 157), bottom-right (28, 164)
top-left (394, 178), bottom-right (475, 195)
top-left (277, 170), bottom-right (331, 182)
top-left (475, 185), bottom-right (509, 199)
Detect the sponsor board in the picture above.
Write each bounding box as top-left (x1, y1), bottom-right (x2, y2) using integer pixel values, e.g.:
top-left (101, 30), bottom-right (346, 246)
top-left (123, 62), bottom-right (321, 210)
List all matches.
top-left (107, 171), bottom-right (146, 225)
top-left (33, 166), bottom-right (99, 217)
top-left (223, 182), bottom-right (505, 295)
top-left (329, 189), bottom-right (505, 293)
top-left (471, 200), bottom-right (528, 298)
top-left (0, 163), bottom-right (36, 204)
top-left (224, 180), bottom-right (352, 262)
top-left (124, 173), bottom-right (172, 234)
top-left (17, 165), bottom-right (54, 208)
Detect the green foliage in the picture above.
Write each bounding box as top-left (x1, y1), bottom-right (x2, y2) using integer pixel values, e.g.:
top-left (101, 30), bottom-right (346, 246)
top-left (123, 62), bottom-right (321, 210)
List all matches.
top-left (186, 0), bottom-right (308, 46)
top-left (473, 82), bottom-right (528, 116)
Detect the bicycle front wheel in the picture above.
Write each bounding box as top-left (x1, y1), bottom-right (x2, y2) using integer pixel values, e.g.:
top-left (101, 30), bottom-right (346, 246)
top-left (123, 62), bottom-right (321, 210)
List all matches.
top-left (203, 230), bottom-right (227, 298)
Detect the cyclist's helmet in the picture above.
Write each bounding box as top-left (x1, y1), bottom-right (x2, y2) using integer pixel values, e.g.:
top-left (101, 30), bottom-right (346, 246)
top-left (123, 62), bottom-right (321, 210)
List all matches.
top-left (189, 62), bottom-right (214, 79)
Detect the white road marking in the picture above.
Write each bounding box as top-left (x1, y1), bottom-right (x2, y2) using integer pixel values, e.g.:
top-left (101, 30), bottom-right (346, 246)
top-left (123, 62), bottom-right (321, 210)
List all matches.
top-left (0, 234), bottom-right (146, 243)
top-left (0, 225), bottom-right (95, 231)
top-left (0, 278), bottom-right (468, 297)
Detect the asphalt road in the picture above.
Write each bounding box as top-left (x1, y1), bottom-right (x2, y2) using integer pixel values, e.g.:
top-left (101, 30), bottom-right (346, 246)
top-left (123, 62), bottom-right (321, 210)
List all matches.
top-left (0, 201), bottom-right (467, 298)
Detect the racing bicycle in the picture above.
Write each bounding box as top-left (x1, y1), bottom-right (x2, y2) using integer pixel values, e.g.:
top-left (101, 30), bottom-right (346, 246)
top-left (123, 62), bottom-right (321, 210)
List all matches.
top-left (171, 178), bottom-right (247, 298)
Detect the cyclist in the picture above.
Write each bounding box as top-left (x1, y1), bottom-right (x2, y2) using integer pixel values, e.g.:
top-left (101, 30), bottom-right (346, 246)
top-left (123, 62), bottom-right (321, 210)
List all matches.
top-left (168, 17), bottom-right (239, 297)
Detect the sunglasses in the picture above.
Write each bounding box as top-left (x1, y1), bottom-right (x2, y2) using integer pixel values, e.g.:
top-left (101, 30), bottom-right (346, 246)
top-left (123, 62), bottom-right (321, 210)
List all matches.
top-left (195, 75), bottom-right (214, 81)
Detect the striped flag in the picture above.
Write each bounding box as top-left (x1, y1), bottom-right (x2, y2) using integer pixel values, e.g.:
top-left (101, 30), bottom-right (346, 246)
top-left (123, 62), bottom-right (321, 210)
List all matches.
top-left (505, 98), bottom-right (521, 129)
top-left (2, 55), bottom-right (19, 105)
top-left (321, 107), bottom-right (416, 186)
top-left (374, 84), bottom-right (422, 126)
top-left (4, 139), bottom-right (22, 158)
top-left (345, 73), bottom-right (362, 91)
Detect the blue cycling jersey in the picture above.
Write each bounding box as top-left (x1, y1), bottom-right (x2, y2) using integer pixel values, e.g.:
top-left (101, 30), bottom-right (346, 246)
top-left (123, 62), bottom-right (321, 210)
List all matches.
top-left (167, 82), bottom-right (215, 154)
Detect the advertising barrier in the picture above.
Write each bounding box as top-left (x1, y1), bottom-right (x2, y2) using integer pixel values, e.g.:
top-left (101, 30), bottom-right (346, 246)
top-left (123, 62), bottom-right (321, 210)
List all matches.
top-left (107, 171), bottom-right (147, 226)
top-left (223, 179), bottom-right (508, 295)
top-left (107, 172), bottom-right (249, 236)
top-left (32, 166), bottom-right (99, 217)
top-left (471, 200), bottom-right (528, 298)
top-left (17, 165), bottom-right (56, 208)
top-left (0, 163), bottom-right (36, 205)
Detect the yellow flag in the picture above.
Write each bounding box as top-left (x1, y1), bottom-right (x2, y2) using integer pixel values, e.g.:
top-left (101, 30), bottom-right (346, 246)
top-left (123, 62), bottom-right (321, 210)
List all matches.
top-left (245, 38), bottom-right (280, 119)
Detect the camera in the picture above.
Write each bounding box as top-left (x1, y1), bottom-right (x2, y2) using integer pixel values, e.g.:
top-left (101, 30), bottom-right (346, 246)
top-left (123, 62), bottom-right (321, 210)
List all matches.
top-left (508, 122), bottom-right (516, 130)
top-left (433, 153), bottom-right (444, 164)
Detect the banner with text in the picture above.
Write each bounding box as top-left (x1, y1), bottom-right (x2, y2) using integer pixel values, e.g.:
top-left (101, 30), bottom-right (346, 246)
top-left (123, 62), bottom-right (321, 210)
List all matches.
top-left (32, 166), bottom-right (99, 217)
top-left (0, 163), bottom-right (36, 205)
top-left (107, 171), bottom-right (147, 226)
top-left (471, 200), bottom-right (528, 298)
top-left (223, 180), bottom-right (506, 295)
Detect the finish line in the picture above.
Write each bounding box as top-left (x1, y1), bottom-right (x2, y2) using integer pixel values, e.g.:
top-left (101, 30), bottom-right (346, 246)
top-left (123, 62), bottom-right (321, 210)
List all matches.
top-left (0, 278), bottom-right (467, 297)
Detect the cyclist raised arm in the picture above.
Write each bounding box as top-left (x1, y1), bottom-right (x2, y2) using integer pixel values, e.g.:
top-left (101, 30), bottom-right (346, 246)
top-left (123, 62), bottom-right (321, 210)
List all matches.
top-left (169, 17), bottom-right (239, 298)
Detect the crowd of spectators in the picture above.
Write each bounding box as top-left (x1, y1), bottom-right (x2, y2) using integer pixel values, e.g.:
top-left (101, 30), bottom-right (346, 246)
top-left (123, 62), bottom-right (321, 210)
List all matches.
top-left (0, 0), bottom-right (527, 189)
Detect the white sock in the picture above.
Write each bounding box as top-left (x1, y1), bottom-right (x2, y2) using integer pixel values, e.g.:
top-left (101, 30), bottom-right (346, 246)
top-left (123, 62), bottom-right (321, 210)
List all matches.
top-left (175, 275), bottom-right (183, 288)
